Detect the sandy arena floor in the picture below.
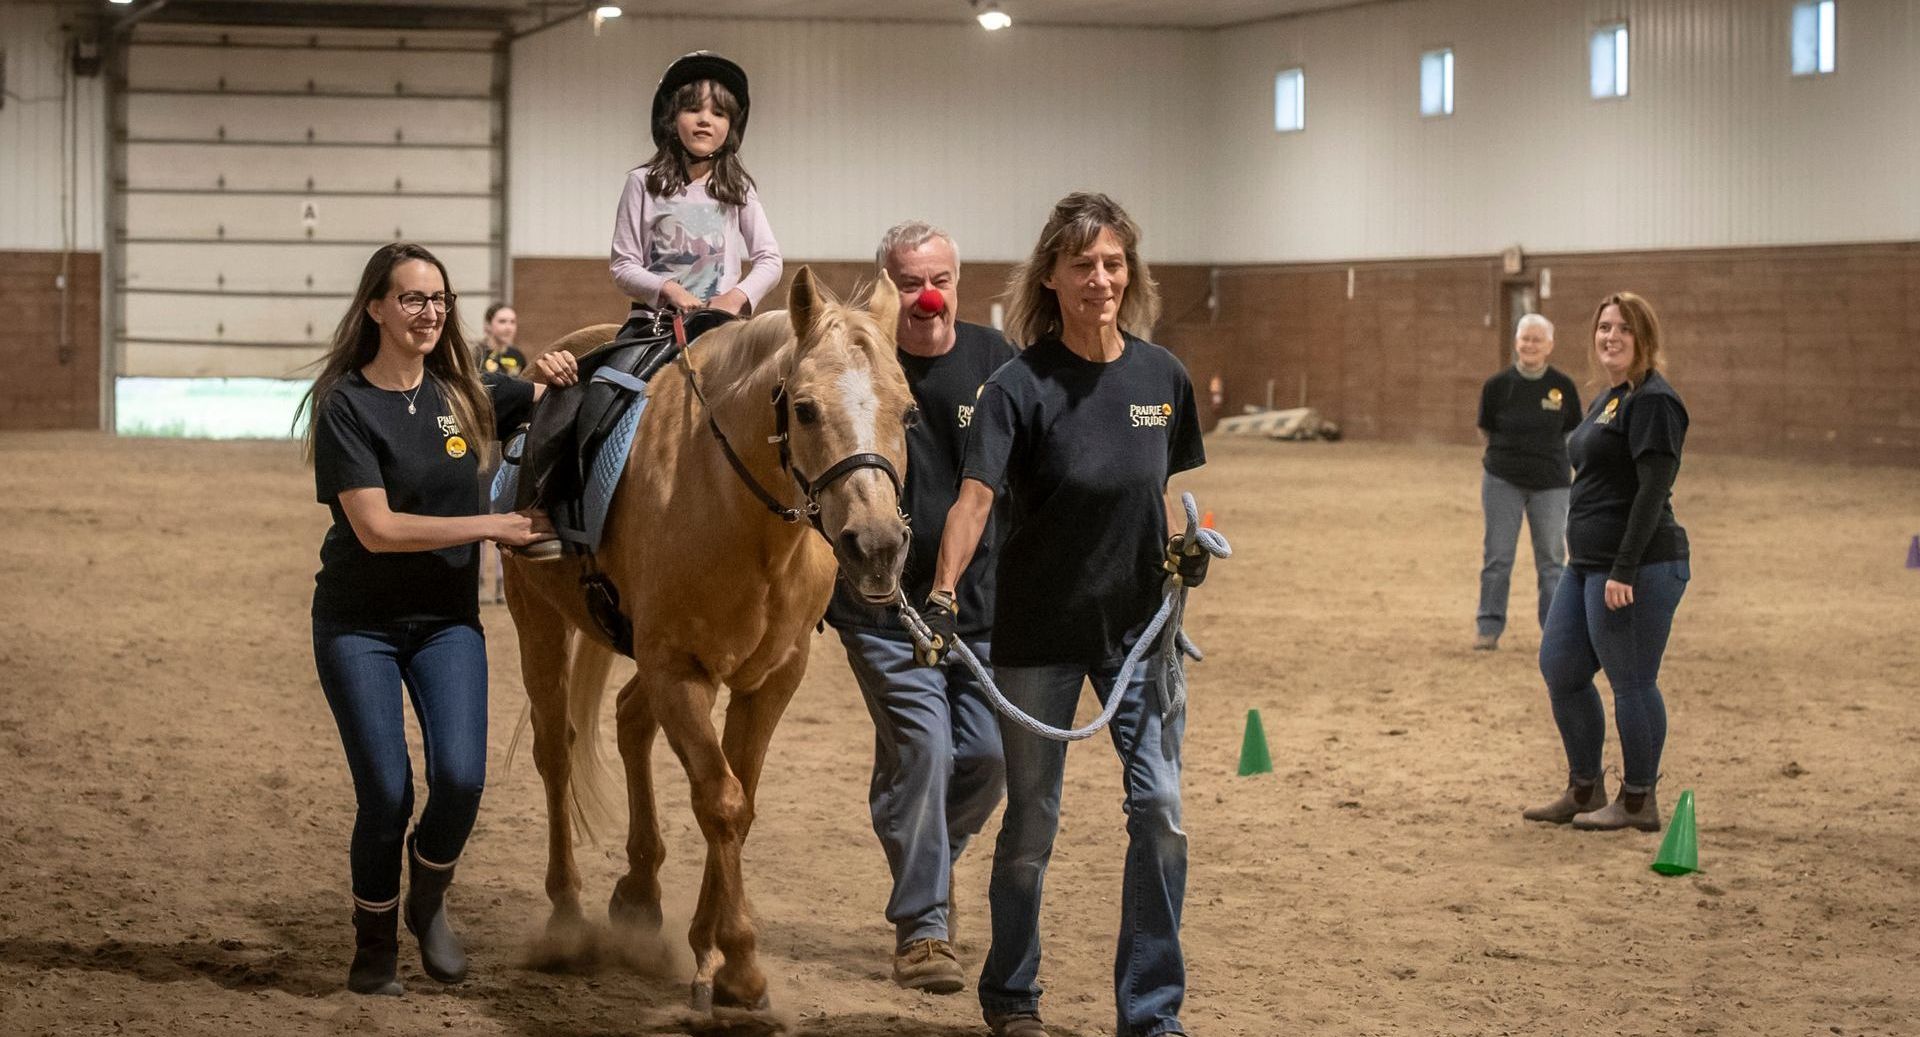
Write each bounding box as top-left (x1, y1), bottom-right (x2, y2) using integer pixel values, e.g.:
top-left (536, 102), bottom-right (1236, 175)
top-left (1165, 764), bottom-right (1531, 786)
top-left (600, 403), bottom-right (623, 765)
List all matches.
top-left (1, 432), bottom-right (1915, 1037)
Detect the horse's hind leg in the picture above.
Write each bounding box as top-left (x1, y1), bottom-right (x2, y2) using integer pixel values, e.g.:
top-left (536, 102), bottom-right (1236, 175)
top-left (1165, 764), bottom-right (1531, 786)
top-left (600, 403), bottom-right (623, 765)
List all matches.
top-left (608, 674), bottom-right (666, 936)
top-left (645, 654), bottom-right (759, 1011)
top-left (511, 593), bottom-right (586, 934)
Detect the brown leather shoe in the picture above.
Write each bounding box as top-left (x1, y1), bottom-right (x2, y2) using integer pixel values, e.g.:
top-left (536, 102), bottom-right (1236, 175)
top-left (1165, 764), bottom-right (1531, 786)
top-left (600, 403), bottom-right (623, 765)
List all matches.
top-left (986, 1012), bottom-right (1050, 1037)
top-left (892, 938), bottom-right (964, 994)
top-left (1572, 788), bottom-right (1662, 832)
top-left (1522, 779), bottom-right (1609, 823)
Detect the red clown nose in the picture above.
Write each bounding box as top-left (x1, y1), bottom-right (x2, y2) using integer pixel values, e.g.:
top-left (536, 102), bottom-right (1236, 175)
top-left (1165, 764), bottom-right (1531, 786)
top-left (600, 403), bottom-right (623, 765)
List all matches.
top-left (911, 288), bottom-right (946, 318)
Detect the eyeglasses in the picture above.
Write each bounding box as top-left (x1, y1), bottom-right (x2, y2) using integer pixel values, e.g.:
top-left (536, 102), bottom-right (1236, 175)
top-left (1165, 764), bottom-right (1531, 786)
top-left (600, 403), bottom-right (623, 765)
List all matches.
top-left (395, 291), bottom-right (457, 315)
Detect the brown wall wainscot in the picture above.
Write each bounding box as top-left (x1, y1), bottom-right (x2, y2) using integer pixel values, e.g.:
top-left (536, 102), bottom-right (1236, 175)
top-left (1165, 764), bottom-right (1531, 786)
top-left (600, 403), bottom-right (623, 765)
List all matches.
top-left (0, 250), bottom-right (101, 431)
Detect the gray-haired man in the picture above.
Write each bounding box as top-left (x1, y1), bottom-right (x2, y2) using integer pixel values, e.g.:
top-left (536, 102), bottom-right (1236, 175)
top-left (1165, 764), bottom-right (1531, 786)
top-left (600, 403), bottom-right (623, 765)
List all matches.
top-left (825, 222), bottom-right (1013, 993)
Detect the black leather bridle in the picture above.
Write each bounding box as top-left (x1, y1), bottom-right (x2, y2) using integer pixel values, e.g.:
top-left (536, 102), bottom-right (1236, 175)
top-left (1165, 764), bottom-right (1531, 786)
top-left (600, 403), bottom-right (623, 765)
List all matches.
top-left (672, 311), bottom-right (905, 540)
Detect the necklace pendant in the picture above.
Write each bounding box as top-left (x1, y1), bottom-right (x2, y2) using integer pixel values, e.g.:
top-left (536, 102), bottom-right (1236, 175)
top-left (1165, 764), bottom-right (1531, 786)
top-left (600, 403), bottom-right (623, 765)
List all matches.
top-left (407, 403), bottom-right (417, 415)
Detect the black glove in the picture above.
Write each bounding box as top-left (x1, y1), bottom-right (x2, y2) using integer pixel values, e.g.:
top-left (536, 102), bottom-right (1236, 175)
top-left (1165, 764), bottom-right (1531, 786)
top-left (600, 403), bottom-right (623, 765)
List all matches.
top-left (1163, 533), bottom-right (1210, 588)
top-left (915, 592), bottom-right (960, 667)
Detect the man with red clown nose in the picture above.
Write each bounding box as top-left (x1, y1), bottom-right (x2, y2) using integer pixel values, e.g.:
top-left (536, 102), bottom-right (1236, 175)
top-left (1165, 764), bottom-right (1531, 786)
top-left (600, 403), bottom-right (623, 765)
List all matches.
top-left (824, 221), bottom-right (1015, 995)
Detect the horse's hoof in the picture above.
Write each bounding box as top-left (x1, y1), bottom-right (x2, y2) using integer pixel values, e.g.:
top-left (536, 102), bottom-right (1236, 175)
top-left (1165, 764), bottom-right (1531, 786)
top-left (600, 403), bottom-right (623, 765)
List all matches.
top-left (608, 887), bottom-right (663, 933)
top-left (690, 979), bottom-right (714, 1014)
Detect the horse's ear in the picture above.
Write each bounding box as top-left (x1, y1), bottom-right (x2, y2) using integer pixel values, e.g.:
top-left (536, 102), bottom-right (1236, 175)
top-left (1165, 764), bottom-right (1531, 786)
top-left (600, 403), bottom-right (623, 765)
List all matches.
top-left (867, 269), bottom-right (900, 337)
top-left (787, 266), bottom-right (820, 340)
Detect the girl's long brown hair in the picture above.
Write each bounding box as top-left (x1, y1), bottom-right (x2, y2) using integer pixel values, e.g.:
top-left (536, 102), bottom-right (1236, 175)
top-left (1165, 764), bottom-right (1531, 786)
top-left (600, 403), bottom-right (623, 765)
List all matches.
top-left (641, 79), bottom-right (755, 208)
top-left (297, 242), bottom-right (496, 466)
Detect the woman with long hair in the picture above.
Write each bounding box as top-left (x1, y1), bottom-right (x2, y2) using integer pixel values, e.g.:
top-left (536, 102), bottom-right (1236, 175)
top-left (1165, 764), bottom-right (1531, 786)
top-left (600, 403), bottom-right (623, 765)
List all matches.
top-left (297, 242), bottom-right (565, 995)
top-left (924, 193), bottom-right (1207, 1037)
top-left (1525, 292), bottom-right (1691, 832)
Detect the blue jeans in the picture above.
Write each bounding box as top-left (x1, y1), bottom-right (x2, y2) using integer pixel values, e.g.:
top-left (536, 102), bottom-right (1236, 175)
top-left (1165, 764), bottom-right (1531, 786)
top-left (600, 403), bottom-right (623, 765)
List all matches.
top-left (1479, 472), bottom-right (1570, 637)
top-left (979, 656), bottom-right (1186, 1037)
top-left (312, 618), bottom-right (489, 908)
top-left (838, 629), bottom-right (1006, 948)
top-left (1538, 560), bottom-right (1689, 790)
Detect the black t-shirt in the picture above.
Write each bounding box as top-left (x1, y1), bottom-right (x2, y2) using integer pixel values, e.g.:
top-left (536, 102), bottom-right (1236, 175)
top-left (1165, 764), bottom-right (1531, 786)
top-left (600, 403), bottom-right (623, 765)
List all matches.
top-left (1478, 365), bottom-right (1581, 490)
top-left (312, 370), bottom-right (536, 623)
top-left (1566, 370), bottom-right (1689, 571)
top-left (960, 335), bottom-right (1206, 668)
top-left (827, 322), bottom-right (1015, 639)
top-left (479, 345), bottom-right (527, 378)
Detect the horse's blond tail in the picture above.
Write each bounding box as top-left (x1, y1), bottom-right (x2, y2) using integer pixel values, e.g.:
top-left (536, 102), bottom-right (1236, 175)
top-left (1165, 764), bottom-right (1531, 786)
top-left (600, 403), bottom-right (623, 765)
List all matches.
top-left (501, 631), bottom-right (624, 845)
top-left (563, 635), bottom-right (623, 843)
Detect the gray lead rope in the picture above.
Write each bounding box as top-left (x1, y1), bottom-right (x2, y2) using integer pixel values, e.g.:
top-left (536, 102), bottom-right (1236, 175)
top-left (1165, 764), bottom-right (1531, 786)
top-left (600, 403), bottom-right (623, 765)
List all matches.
top-left (897, 492), bottom-right (1232, 742)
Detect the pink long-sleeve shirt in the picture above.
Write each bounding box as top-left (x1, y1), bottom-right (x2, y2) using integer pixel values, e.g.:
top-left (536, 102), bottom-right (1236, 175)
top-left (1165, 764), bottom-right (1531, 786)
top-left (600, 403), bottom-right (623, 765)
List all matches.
top-left (609, 170), bottom-right (783, 311)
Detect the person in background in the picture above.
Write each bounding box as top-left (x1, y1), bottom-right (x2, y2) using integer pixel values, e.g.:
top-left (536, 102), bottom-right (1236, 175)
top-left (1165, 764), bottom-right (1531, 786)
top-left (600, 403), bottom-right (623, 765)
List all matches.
top-left (1525, 292), bottom-right (1690, 832)
top-left (1474, 313), bottom-right (1581, 650)
top-left (476, 302), bottom-right (525, 601)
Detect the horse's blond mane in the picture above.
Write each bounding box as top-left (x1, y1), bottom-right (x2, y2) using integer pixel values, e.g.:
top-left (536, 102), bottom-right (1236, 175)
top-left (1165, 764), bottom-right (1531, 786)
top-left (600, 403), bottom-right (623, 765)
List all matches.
top-left (696, 287), bottom-right (889, 404)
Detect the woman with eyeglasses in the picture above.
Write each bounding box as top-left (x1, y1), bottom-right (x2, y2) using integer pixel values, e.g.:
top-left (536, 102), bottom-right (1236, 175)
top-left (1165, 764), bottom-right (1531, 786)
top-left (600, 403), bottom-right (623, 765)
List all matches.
top-left (296, 242), bottom-right (570, 996)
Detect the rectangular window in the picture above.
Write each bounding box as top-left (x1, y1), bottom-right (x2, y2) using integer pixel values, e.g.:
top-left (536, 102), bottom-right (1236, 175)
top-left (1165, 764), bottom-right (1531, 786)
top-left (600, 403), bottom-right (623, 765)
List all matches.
top-left (1420, 48), bottom-right (1454, 116)
top-left (1274, 67), bottom-right (1305, 133)
top-left (1590, 22), bottom-right (1628, 99)
top-left (1792, 1), bottom-right (1836, 75)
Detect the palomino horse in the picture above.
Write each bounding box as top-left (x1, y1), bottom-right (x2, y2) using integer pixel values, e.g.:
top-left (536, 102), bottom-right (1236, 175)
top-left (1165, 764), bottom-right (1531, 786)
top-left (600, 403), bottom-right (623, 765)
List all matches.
top-left (502, 268), bottom-right (914, 1012)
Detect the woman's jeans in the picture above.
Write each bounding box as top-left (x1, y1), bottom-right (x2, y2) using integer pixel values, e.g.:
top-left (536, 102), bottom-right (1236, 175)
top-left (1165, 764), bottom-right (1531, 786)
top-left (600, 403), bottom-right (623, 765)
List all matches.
top-left (1479, 472), bottom-right (1570, 637)
top-left (313, 618), bottom-right (488, 908)
top-left (1538, 560), bottom-right (1689, 790)
top-left (979, 656), bottom-right (1187, 1037)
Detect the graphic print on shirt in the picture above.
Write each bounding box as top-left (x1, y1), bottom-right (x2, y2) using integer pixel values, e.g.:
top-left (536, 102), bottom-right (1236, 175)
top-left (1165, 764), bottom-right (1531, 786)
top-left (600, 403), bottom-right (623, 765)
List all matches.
top-left (1543, 387), bottom-right (1564, 411)
top-left (1598, 397), bottom-right (1620, 425)
top-left (1129, 402), bottom-right (1175, 428)
top-left (437, 414), bottom-right (467, 459)
top-left (647, 198), bottom-right (729, 299)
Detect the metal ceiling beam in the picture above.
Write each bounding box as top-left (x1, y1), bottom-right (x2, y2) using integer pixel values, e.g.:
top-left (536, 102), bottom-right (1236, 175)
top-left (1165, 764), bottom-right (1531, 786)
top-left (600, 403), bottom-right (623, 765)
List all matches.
top-left (139, 2), bottom-right (517, 33)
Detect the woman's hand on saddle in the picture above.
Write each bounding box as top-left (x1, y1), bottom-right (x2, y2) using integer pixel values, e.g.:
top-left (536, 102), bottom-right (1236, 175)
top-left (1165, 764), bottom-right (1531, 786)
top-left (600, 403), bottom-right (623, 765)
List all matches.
top-left (528, 349), bottom-right (579, 388)
top-left (491, 508), bottom-right (556, 549)
top-left (706, 288), bottom-right (750, 315)
top-left (660, 282), bottom-right (702, 312)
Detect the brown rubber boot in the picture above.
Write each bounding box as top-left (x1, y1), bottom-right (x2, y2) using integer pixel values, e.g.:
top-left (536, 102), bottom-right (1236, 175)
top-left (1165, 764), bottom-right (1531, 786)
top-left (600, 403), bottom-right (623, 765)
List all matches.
top-left (891, 937), bottom-right (964, 994)
top-left (1572, 787), bottom-right (1662, 832)
top-left (1521, 778), bottom-right (1609, 823)
top-left (348, 906), bottom-right (405, 996)
top-left (986, 1013), bottom-right (1051, 1037)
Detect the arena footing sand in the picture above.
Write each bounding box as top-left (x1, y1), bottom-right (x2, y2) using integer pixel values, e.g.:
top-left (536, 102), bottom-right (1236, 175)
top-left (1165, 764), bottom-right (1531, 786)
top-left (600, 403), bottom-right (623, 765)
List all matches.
top-left (2, 431), bottom-right (1915, 1036)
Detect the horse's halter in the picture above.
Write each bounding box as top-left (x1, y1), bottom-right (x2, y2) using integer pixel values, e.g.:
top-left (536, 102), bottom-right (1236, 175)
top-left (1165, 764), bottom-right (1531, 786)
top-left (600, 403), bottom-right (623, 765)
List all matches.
top-left (673, 311), bottom-right (905, 540)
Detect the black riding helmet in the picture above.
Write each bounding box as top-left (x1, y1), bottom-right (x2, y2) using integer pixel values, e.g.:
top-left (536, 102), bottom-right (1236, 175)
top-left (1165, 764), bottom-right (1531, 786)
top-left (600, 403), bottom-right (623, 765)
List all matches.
top-left (650, 52), bottom-right (750, 150)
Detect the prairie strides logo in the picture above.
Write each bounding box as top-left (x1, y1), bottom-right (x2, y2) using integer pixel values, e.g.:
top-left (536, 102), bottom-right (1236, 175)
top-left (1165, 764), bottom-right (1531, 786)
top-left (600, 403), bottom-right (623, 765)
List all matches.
top-left (1129, 402), bottom-right (1174, 428)
top-left (956, 403), bottom-right (974, 429)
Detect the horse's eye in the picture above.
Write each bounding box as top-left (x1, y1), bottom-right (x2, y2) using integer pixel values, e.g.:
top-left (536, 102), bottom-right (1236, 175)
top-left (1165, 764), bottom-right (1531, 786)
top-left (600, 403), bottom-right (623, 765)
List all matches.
top-left (793, 400), bottom-right (821, 425)
top-left (903, 405), bottom-right (921, 429)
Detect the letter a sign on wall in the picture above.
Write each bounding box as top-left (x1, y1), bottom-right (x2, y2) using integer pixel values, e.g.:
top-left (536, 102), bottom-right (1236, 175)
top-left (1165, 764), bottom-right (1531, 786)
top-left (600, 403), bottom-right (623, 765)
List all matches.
top-left (300, 199), bottom-right (319, 238)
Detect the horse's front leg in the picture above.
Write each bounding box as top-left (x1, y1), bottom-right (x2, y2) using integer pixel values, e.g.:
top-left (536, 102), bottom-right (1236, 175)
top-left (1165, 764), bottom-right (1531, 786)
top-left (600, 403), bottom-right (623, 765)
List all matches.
top-left (647, 656), bottom-right (758, 1011)
top-left (508, 587), bottom-right (590, 959)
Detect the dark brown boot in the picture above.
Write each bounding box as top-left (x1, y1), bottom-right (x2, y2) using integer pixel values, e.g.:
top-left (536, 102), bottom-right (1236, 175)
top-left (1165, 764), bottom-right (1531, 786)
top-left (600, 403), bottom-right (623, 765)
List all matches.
top-left (348, 906), bottom-right (405, 996)
top-left (1522, 778), bottom-right (1609, 823)
top-left (1572, 786), bottom-right (1662, 832)
top-left (404, 836), bottom-right (469, 983)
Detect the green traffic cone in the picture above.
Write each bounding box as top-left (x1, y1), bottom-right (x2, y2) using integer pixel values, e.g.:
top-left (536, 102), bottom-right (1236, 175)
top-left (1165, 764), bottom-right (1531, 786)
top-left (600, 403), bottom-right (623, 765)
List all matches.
top-left (1238, 709), bottom-right (1272, 776)
top-left (1651, 789), bottom-right (1698, 876)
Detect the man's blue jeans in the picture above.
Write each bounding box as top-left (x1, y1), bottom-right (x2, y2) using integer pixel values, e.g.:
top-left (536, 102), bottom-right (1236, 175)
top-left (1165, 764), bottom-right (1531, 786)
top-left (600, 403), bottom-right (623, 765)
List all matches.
top-left (978, 657), bottom-right (1187, 1037)
top-left (313, 618), bottom-right (489, 908)
top-left (838, 629), bottom-right (1006, 948)
top-left (1538, 560), bottom-right (1689, 790)
top-left (1479, 471), bottom-right (1570, 637)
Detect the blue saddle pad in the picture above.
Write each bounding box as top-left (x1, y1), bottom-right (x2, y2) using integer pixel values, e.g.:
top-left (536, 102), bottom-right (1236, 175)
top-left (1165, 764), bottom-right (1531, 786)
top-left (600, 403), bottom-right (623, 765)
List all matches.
top-left (490, 393), bottom-right (649, 554)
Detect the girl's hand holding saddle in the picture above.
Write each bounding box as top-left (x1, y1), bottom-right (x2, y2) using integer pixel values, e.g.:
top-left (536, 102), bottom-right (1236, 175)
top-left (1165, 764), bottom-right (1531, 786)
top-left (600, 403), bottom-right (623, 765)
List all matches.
top-left (528, 349), bottom-right (579, 388)
top-left (660, 282), bottom-right (702, 312)
top-left (492, 508), bottom-right (556, 549)
top-left (707, 288), bottom-right (749, 315)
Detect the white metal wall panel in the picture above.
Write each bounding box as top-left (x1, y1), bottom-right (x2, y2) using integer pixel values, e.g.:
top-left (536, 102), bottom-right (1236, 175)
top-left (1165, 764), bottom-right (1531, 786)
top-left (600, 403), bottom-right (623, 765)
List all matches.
top-left (1209, 0), bottom-right (1920, 262)
top-left (0, 2), bottom-right (106, 251)
top-left (116, 24), bottom-right (504, 378)
top-left (508, 17), bottom-right (1217, 263)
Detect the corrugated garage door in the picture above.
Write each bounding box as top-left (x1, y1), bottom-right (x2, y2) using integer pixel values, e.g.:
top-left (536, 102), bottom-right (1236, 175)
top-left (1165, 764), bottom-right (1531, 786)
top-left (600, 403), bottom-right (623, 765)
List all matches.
top-left (115, 23), bottom-right (503, 380)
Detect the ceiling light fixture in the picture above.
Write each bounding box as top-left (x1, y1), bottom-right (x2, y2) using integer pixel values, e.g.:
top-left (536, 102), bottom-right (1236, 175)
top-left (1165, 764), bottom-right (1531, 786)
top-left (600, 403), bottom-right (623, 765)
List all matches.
top-left (108, 0), bottom-right (135, 6)
top-left (973, 1), bottom-right (1011, 31)
top-left (594, 4), bottom-right (622, 17)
